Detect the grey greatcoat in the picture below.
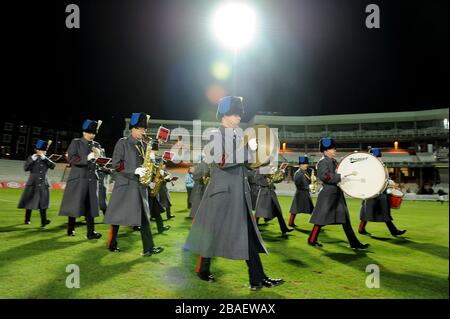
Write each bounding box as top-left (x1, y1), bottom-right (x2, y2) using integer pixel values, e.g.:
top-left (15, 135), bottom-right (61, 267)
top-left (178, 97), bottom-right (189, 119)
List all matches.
top-left (248, 170), bottom-right (283, 219)
top-left (18, 156), bottom-right (55, 210)
top-left (103, 136), bottom-right (151, 227)
top-left (158, 178), bottom-right (172, 209)
top-left (184, 126), bottom-right (268, 260)
top-left (289, 169), bottom-right (314, 214)
top-left (247, 169), bottom-right (259, 211)
top-left (189, 161), bottom-right (209, 218)
top-left (360, 192), bottom-right (393, 222)
top-left (309, 156), bottom-right (350, 226)
top-left (59, 138), bottom-right (101, 218)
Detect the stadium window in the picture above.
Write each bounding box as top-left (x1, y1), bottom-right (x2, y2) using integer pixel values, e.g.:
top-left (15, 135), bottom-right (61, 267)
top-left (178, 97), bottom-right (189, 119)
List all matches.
top-left (3, 122), bottom-right (13, 131)
top-left (19, 125), bottom-right (27, 134)
top-left (32, 127), bottom-right (42, 135)
top-left (2, 134), bottom-right (12, 143)
top-left (18, 136), bottom-right (26, 144)
top-left (400, 167), bottom-right (410, 177)
top-left (1, 145), bottom-right (11, 155)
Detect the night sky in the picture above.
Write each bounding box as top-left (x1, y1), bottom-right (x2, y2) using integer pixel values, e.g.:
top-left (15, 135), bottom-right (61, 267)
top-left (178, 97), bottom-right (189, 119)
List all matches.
top-left (5, 0), bottom-right (449, 146)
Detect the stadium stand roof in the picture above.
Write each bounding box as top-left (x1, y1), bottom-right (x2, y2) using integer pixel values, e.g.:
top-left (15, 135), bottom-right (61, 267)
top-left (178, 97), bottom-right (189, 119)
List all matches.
top-left (248, 108), bottom-right (449, 126)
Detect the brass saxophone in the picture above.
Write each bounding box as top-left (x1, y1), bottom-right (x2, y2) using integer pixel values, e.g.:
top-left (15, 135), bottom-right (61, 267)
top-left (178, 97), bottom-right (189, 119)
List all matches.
top-left (267, 169), bottom-right (285, 185)
top-left (309, 168), bottom-right (319, 193)
top-left (137, 135), bottom-right (155, 186)
top-left (201, 164), bottom-right (211, 186)
top-left (149, 160), bottom-right (164, 197)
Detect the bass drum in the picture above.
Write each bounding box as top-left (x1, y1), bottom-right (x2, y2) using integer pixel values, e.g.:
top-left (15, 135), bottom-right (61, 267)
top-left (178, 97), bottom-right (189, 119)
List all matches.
top-left (336, 151), bottom-right (388, 199)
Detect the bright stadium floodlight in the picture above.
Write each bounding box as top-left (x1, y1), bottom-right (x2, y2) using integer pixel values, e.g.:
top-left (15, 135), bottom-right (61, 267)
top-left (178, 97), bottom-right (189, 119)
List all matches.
top-left (211, 3), bottom-right (256, 50)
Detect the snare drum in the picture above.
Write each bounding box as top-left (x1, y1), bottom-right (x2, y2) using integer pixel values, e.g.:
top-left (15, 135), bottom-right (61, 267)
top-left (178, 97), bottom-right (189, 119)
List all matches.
top-left (336, 152), bottom-right (389, 199)
top-left (389, 189), bottom-right (404, 209)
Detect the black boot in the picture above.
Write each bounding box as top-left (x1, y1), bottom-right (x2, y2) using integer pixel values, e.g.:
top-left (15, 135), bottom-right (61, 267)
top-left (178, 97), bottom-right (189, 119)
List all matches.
top-left (197, 271), bottom-right (215, 282)
top-left (87, 231), bottom-right (102, 240)
top-left (24, 209), bottom-right (32, 224)
top-left (40, 209), bottom-right (50, 227)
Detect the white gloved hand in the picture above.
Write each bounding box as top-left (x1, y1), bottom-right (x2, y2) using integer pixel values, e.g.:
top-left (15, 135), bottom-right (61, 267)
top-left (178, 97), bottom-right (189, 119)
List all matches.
top-left (87, 152), bottom-right (96, 161)
top-left (40, 154), bottom-right (46, 159)
top-left (32, 154), bottom-right (39, 161)
top-left (386, 188), bottom-right (393, 194)
top-left (149, 182), bottom-right (156, 189)
top-left (134, 167), bottom-right (147, 177)
top-left (248, 138), bottom-right (258, 151)
top-left (160, 169), bottom-right (165, 176)
top-left (150, 152), bottom-right (156, 160)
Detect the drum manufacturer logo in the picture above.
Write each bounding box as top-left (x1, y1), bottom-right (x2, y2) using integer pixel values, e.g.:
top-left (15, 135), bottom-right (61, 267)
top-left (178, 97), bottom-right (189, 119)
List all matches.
top-left (350, 157), bottom-right (368, 163)
top-left (6, 182), bottom-right (22, 188)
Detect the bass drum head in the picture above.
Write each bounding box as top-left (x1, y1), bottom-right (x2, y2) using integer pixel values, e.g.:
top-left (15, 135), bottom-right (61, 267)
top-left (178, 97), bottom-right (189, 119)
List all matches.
top-left (337, 152), bottom-right (388, 199)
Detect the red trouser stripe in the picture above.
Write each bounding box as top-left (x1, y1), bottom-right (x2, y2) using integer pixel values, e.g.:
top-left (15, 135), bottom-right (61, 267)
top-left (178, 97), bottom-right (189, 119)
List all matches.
top-left (196, 256), bottom-right (203, 273)
top-left (289, 214), bottom-right (295, 225)
top-left (309, 225), bottom-right (320, 243)
top-left (359, 220), bottom-right (366, 232)
top-left (108, 225), bottom-right (114, 247)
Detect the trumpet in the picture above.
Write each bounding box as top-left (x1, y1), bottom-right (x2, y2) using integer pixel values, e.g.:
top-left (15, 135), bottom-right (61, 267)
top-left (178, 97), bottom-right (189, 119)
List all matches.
top-left (91, 146), bottom-right (103, 160)
top-left (266, 167), bottom-right (285, 185)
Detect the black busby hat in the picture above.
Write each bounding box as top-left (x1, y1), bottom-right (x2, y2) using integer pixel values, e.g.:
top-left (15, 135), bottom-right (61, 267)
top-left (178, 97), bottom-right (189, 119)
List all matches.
top-left (298, 155), bottom-right (309, 164)
top-left (369, 148), bottom-right (382, 157)
top-left (319, 137), bottom-right (336, 152)
top-left (129, 112), bottom-right (150, 129)
top-left (216, 96), bottom-right (244, 120)
top-left (35, 139), bottom-right (48, 151)
top-left (82, 119), bottom-right (100, 134)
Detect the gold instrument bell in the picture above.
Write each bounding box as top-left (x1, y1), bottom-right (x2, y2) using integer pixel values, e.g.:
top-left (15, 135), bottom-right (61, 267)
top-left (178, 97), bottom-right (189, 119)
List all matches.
top-left (243, 124), bottom-right (279, 169)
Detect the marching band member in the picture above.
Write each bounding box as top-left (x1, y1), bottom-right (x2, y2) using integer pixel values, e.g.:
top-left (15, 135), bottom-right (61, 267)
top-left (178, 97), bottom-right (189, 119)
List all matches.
top-left (185, 167), bottom-right (194, 210)
top-left (59, 119), bottom-right (102, 239)
top-left (184, 96), bottom-right (284, 290)
top-left (250, 167), bottom-right (294, 237)
top-left (189, 156), bottom-right (209, 219)
top-left (307, 137), bottom-right (369, 250)
top-left (289, 155), bottom-right (314, 227)
top-left (159, 162), bottom-right (175, 220)
top-left (103, 112), bottom-right (164, 255)
top-left (147, 141), bottom-right (171, 233)
top-left (358, 148), bottom-right (407, 237)
top-left (18, 139), bottom-right (55, 227)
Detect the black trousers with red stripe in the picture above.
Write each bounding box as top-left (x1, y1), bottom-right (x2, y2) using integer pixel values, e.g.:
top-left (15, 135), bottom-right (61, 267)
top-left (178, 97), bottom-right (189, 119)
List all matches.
top-left (309, 216), bottom-right (362, 247)
top-left (197, 215), bottom-right (267, 286)
top-left (289, 213), bottom-right (296, 226)
top-left (108, 209), bottom-right (155, 253)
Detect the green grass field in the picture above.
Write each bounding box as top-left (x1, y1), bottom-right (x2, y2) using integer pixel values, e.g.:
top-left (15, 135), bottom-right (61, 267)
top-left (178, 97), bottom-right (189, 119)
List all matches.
top-left (0, 188), bottom-right (448, 299)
